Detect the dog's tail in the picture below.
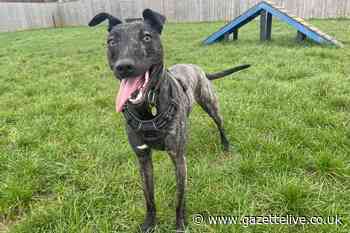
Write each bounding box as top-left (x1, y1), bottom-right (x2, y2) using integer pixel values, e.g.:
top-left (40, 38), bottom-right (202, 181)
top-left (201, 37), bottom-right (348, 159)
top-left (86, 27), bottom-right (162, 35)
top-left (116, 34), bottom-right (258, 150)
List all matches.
top-left (206, 64), bottom-right (250, 81)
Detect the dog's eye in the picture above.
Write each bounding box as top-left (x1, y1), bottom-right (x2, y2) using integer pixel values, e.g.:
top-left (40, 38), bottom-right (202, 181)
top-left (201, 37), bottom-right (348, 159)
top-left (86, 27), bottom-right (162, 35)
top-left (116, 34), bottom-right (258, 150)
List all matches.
top-left (143, 34), bottom-right (152, 42)
top-left (108, 39), bottom-right (118, 47)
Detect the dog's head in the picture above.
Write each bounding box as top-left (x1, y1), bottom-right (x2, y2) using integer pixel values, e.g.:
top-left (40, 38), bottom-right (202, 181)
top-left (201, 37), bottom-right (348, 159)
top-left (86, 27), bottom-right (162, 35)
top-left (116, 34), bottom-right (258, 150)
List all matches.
top-left (89, 9), bottom-right (166, 112)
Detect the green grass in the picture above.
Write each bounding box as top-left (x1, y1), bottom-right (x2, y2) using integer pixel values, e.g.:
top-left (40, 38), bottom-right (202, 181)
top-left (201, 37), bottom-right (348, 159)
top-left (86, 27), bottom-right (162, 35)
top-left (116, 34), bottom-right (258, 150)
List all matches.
top-left (0, 19), bottom-right (350, 233)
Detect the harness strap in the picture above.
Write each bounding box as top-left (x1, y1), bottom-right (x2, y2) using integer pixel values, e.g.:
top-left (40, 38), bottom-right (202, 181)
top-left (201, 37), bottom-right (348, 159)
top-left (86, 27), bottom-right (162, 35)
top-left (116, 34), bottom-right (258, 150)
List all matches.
top-left (123, 98), bottom-right (177, 132)
top-left (147, 65), bottom-right (166, 106)
top-left (122, 67), bottom-right (179, 135)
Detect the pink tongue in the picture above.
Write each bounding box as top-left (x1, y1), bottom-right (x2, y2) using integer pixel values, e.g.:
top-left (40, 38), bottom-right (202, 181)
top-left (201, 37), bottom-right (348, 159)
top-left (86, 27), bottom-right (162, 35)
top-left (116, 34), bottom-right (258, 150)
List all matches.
top-left (115, 75), bottom-right (145, 112)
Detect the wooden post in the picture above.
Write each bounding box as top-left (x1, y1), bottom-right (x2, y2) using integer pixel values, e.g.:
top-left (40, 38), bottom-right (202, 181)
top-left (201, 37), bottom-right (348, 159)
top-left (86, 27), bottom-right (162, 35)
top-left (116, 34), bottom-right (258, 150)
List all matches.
top-left (224, 33), bottom-right (230, 41)
top-left (52, 15), bottom-right (56, 28)
top-left (296, 31), bottom-right (306, 42)
top-left (260, 10), bottom-right (272, 41)
top-left (233, 29), bottom-right (238, 40)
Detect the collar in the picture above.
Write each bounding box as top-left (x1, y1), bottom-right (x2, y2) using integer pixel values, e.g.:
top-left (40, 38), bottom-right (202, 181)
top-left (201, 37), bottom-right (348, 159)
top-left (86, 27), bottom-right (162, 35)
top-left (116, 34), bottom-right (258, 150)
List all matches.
top-left (146, 64), bottom-right (166, 106)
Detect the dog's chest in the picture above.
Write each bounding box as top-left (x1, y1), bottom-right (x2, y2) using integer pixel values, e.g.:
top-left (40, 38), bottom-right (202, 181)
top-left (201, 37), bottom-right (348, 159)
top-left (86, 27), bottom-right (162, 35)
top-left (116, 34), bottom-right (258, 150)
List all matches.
top-left (123, 104), bottom-right (179, 151)
top-left (141, 130), bottom-right (166, 150)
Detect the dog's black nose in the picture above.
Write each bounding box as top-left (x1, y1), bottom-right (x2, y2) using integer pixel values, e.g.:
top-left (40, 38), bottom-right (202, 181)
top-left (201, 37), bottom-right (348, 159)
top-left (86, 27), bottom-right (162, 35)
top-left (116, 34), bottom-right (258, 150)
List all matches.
top-left (115, 59), bottom-right (135, 77)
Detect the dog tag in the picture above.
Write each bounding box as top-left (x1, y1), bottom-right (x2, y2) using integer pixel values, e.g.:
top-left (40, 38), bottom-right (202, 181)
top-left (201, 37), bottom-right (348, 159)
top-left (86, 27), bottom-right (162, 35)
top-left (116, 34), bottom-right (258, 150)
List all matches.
top-left (151, 106), bottom-right (157, 116)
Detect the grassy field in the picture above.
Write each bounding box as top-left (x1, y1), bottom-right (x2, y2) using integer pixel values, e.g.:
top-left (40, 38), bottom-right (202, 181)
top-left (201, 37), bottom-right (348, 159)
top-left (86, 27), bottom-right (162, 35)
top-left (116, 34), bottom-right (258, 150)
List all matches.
top-left (0, 19), bottom-right (349, 233)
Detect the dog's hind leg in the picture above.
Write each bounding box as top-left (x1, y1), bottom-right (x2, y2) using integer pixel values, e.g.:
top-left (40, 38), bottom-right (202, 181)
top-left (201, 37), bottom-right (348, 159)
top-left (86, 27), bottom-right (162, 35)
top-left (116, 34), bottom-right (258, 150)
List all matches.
top-left (196, 81), bottom-right (230, 152)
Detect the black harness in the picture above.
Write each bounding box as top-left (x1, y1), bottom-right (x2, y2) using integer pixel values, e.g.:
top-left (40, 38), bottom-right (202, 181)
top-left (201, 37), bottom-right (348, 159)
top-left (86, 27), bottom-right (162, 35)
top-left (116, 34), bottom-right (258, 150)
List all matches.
top-left (123, 99), bottom-right (177, 131)
top-left (122, 67), bottom-right (178, 142)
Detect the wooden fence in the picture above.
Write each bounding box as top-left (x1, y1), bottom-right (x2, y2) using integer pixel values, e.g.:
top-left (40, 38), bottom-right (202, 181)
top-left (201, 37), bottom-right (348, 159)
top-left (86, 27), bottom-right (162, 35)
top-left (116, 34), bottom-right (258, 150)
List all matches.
top-left (0, 2), bottom-right (58, 32)
top-left (1, 0), bottom-right (350, 32)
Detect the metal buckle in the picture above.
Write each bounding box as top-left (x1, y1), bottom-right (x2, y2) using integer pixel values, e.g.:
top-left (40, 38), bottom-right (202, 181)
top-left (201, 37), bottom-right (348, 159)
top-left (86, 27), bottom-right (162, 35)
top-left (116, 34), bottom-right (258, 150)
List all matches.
top-left (147, 90), bottom-right (156, 105)
top-left (137, 122), bottom-right (142, 131)
top-left (152, 121), bottom-right (158, 131)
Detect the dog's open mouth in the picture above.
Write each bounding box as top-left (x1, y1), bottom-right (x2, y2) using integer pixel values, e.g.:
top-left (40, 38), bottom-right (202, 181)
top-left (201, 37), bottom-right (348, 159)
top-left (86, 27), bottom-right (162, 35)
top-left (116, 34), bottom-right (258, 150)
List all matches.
top-left (115, 70), bottom-right (150, 112)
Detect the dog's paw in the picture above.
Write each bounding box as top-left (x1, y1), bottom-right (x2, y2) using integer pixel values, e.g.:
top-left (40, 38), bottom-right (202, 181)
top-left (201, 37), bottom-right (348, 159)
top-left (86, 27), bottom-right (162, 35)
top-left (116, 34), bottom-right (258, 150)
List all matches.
top-left (222, 141), bottom-right (231, 152)
top-left (137, 221), bottom-right (156, 233)
top-left (220, 135), bottom-right (231, 152)
top-left (223, 144), bottom-right (230, 152)
top-left (175, 221), bottom-right (187, 233)
top-left (175, 228), bottom-right (187, 233)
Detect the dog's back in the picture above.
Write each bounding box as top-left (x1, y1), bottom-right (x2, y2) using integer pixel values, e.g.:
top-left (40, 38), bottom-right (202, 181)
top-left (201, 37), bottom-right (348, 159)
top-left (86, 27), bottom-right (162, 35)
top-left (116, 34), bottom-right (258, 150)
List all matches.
top-left (169, 64), bottom-right (212, 108)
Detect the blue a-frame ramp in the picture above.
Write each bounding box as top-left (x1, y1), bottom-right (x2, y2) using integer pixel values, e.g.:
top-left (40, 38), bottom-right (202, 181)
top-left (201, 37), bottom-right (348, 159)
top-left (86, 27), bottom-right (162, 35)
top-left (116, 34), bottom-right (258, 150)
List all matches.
top-left (203, 1), bottom-right (343, 47)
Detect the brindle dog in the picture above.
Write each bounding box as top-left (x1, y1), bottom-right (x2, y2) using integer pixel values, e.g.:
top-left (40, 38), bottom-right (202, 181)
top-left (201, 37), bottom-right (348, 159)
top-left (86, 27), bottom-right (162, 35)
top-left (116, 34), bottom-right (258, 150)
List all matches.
top-left (89, 9), bottom-right (250, 233)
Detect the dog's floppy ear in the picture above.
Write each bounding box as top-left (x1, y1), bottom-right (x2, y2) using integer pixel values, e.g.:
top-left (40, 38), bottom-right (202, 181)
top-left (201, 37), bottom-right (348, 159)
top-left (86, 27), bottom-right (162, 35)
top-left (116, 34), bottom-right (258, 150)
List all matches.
top-left (142, 9), bottom-right (166, 34)
top-left (88, 12), bottom-right (122, 32)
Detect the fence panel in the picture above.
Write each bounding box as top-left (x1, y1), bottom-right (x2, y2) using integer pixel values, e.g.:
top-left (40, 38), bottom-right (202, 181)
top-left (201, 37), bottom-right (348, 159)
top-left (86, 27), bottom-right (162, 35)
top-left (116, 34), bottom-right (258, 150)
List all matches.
top-left (0, 0), bottom-right (349, 32)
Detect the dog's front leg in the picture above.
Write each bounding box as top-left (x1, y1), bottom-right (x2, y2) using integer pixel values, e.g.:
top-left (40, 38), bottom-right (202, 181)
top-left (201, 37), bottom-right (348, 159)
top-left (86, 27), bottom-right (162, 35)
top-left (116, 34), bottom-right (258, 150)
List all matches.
top-left (171, 153), bottom-right (187, 233)
top-left (165, 117), bottom-right (189, 232)
top-left (167, 131), bottom-right (187, 233)
top-left (128, 127), bottom-right (157, 232)
top-left (136, 148), bottom-right (157, 233)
